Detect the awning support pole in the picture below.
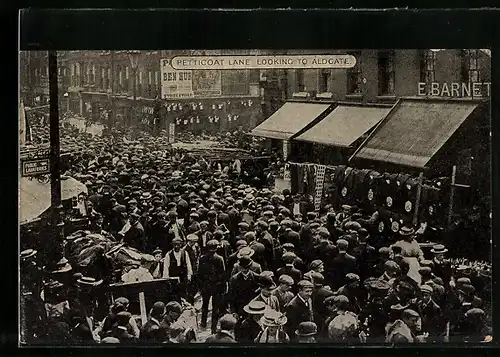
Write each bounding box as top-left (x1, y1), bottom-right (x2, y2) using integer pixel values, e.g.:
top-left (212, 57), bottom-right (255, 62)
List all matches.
top-left (413, 172), bottom-right (424, 226)
top-left (49, 51), bottom-right (65, 263)
top-left (447, 165), bottom-right (457, 227)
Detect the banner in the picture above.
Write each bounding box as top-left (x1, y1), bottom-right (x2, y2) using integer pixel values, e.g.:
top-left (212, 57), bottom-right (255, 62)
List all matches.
top-left (192, 70), bottom-right (222, 97)
top-left (160, 59), bottom-right (194, 99)
top-left (169, 123), bottom-right (175, 143)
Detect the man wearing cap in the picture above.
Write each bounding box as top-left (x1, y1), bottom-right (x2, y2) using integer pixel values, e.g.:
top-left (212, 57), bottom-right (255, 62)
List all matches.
top-left (279, 220), bottom-right (300, 252)
top-left (229, 252), bottom-right (261, 318)
top-left (197, 239), bottom-right (227, 333)
top-left (250, 273), bottom-right (280, 312)
top-left (418, 285), bottom-right (443, 340)
top-left (284, 280), bottom-right (315, 340)
top-left (310, 272), bottom-right (334, 335)
top-left (205, 314), bottom-right (238, 343)
top-left (165, 211), bottom-right (185, 250)
top-left (385, 309), bottom-right (424, 344)
top-left (328, 239), bottom-right (357, 290)
top-left (162, 237), bottom-right (193, 300)
top-left (351, 228), bottom-right (377, 283)
top-left (334, 273), bottom-right (362, 314)
top-left (277, 252), bottom-right (303, 292)
top-left (255, 220), bottom-right (275, 270)
top-left (227, 240), bottom-right (248, 274)
top-left (272, 275), bottom-right (295, 311)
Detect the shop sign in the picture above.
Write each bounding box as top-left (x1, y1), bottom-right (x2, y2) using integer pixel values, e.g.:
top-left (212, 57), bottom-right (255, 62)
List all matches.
top-left (21, 158), bottom-right (50, 177)
top-left (161, 59), bottom-right (194, 99)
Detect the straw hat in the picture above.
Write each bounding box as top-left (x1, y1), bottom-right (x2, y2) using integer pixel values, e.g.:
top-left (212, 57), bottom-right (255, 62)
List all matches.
top-left (260, 309), bottom-right (287, 327)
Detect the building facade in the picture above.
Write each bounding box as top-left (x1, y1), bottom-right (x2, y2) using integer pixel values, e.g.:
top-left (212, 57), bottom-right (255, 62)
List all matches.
top-left (56, 50), bottom-right (265, 133)
top-left (284, 49), bottom-right (491, 102)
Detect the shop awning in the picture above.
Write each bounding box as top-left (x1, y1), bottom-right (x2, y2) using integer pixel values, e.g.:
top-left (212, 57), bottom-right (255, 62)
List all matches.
top-left (294, 104), bottom-right (392, 147)
top-left (19, 176), bottom-right (88, 224)
top-left (351, 98), bottom-right (480, 168)
top-left (250, 102), bottom-right (332, 140)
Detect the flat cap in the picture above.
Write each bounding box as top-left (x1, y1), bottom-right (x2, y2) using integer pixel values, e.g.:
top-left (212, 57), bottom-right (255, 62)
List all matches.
top-left (165, 301), bottom-right (182, 314)
top-left (309, 260), bottom-right (323, 270)
top-left (420, 285), bottom-right (433, 294)
top-left (297, 280), bottom-right (314, 289)
top-left (282, 251), bottom-right (297, 263)
top-left (345, 273), bottom-right (360, 282)
top-left (279, 274), bottom-right (294, 285)
top-left (402, 309), bottom-right (420, 319)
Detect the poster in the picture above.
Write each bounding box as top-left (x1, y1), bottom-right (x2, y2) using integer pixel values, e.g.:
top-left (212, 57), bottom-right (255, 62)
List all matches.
top-left (160, 59), bottom-right (194, 99)
top-left (192, 70), bottom-right (222, 97)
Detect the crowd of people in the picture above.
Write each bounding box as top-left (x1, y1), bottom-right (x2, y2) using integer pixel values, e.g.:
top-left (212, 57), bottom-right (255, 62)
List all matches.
top-left (20, 116), bottom-right (492, 345)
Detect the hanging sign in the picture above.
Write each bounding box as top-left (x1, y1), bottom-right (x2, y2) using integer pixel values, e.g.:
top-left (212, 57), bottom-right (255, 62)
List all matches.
top-left (160, 58), bottom-right (194, 99)
top-left (168, 123), bottom-right (175, 143)
top-left (314, 165), bottom-right (327, 211)
top-left (21, 158), bottom-right (50, 177)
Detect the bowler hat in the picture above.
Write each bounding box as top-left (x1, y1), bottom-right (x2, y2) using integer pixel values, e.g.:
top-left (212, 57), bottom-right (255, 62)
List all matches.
top-left (279, 274), bottom-right (294, 286)
top-left (237, 247), bottom-right (255, 259)
top-left (77, 276), bottom-right (103, 287)
top-left (399, 226), bottom-right (415, 236)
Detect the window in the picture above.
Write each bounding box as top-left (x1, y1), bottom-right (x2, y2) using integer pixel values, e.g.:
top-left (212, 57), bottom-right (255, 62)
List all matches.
top-left (378, 50), bottom-right (395, 96)
top-left (107, 68), bottom-right (111, 90)
top-left (118, 69), bottom-right (123, 92)
top-left (71, 64), bottom-right (75, 86)
top-left (124, 66), bottom-right (129, 92)
top-left (420, 50), bottom-right (436, 83)
top-left (222, 70), bottom-right (249, 95)
top-left (295, 69), bottom-right (305, 92)
top-left (347, 51), bottom-right (362, 94)
top-left (92, 64), bottom-right (96, 84)
top-left (148, 71), bottom-right (153, 97)
top-left (318, 69), bottom-right (331, 93)
top-left (101, 67), bottom-right (106, 90)
top-left (461, 49), bottom-right (480, 83)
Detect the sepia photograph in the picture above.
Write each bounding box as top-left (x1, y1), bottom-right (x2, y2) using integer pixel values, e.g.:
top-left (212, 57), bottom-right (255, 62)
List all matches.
top-left (19, 48), bottom-right (492, 346)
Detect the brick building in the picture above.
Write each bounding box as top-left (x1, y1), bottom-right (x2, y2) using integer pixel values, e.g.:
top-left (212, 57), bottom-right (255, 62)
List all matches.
top-left (58, 50), bottom-right (265, 133)
top-left (284, 49), bottom-right (491, 102)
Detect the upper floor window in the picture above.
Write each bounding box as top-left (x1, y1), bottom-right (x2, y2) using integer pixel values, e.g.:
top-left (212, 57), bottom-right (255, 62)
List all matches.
top-left (347, 51), bottom-right (362, 95)
top-left (318, 69), bottom-right (331, 93)
top-left (420, 50), bottom-right (437, 83)
top-left (378, 50), bottom-right (395, 96)
top-left (461, 49), bottom-right (480, 83)
top-left (295, 69), bottom-right (305, 92)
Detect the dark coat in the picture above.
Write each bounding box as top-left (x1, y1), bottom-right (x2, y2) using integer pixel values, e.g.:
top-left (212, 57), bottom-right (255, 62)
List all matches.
top-left (279, 229), bottom-right (301, 248)
top-left (327, 253), bottom-right (357, 290)
top-left (231, 260), bottom-right (262, 277)
top-left (418, 299), bottom-right (443, 336)
top-left (284, 295), bottom-right (314, 339)
top-left (123, 222), bottom-right (146, 251)
top-left (351, 243), bottom-right (377, 282)
top-left (312, 286), bottom-right (335, 333)
top-left (184, 244), bottom-right (201, 274)
top-left (236, 317), bottom-right (262, 343)
top-left (140, 318), bottom-right (166, 343)
top-left (229, 271), bottom-right (260, 317)
top-left (197, 252), bottom-right (226, 289)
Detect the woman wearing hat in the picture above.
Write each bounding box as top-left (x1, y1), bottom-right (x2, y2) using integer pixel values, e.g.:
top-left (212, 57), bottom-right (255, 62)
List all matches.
top-left (392, 226), bottom-right (425, 285)
top-left (295, 321), bottom-right (318, 343)
top-left (254, 309), bottom-right (289, 343)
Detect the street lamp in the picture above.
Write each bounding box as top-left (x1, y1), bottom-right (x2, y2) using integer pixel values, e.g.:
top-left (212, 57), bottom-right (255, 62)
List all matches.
top-left (128, 50), bottom-right (141, 127)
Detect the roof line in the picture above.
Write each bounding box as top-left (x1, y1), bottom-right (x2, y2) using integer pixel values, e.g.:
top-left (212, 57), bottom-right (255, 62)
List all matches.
top-left (348, 98), bottom-right (402, 163)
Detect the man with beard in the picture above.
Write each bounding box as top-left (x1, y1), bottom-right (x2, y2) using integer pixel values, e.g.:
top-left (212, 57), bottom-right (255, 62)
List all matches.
top-left (162, 237), bottom-right (193, 300)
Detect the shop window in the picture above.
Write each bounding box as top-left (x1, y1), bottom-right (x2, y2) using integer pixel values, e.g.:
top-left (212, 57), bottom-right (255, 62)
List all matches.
top-left (318, 69), bottom-right (331, 93)
top-left (295, 69), bottom-right (305, 92)
top-left (347, 51), bottom-right (362, 95)
top-left (378, 50), bottom-right (395, 96)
